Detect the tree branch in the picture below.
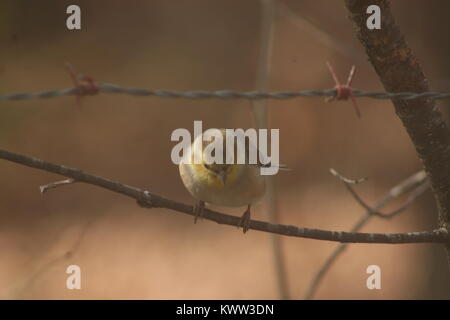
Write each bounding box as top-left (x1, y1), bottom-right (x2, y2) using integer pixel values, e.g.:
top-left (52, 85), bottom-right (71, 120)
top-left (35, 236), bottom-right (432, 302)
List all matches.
top-left (345, 0), bottom-right (450, 265)
top-left (304, 170), bottom-right (429, 299)
top-left (0, 149), bottom-right (448, 244)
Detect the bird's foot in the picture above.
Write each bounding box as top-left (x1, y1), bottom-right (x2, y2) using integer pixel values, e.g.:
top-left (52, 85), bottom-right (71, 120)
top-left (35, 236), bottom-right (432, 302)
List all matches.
top-left (193, 200), bottom-right (205, 224)
top-left (238, 205), bottom-right (252, 234)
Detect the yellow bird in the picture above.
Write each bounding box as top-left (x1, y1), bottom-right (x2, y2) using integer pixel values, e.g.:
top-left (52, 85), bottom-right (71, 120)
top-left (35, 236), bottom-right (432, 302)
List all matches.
top-left (179, 128), bottom-right (266, 233)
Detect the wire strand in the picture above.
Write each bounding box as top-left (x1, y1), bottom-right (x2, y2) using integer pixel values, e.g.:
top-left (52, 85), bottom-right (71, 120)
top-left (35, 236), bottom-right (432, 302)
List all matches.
top-left (1, 84), bottom-right (450, 102)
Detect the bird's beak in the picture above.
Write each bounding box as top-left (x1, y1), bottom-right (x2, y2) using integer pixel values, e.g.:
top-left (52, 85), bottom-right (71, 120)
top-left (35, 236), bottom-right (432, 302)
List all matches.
top-left (218, 171), bottom-right (227, 185)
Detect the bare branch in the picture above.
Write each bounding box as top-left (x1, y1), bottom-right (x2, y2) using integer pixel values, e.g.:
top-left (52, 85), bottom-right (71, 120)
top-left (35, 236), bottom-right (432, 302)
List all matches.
top-left (331, 168), bottom-right (429, 218)
top-left (253, 0), bottom-right (289, 300)
top-left (0, 149), bottom-right (447, 244)
top-left (378, 181), bottom-right (430, 219)
top-left (304, 170), bottom-right (429, 299)
top-left (5, 218), bottom-right (96, 299)
top-left (345, 0), bottom-right (450, 267)
top-left (330, 168), bottom-right (367, 184)
top-left (40, 178), bottom-right (77, 194)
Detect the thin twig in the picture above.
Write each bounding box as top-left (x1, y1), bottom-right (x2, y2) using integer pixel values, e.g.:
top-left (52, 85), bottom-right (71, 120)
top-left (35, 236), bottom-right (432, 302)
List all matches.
top-left (304, 170), bottom-right (430, 299)
top-left (4, 218), bottom-right (96, 299)
top-left (0, 149), bottom-right (447, 244)
top-left (330, 168), bottom-right (367, 184)
top-left (40, 178), bottom-right (77, 194)
top-left (379, 181), bottom-right (430, 218)
top-left (331, 168), bottom-right (430, 218)
top-left (253, 0), bottom-right (289, 300)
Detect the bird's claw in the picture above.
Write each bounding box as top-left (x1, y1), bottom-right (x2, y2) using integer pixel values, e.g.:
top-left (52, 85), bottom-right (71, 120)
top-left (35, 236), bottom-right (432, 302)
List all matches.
top-left (193, 200), bottom-right (205, 224)
top-left (238, 205), bottom-right (252, 234)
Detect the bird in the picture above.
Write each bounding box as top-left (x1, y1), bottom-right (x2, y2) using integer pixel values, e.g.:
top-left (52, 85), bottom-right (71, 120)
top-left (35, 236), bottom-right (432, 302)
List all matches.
top-left (178, 128), bottom-right (267, 233)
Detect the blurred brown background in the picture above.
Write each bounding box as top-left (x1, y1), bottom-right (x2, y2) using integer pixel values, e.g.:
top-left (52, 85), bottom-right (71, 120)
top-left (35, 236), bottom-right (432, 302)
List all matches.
top-left (0, 0), bottom-right (449, 299)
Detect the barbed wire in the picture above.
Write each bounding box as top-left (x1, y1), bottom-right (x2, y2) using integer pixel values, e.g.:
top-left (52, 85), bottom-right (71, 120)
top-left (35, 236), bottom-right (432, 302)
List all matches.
top-left (1, 83), bottom-right (450, 102)
top-left (1, 64), bottom-right (449, 104)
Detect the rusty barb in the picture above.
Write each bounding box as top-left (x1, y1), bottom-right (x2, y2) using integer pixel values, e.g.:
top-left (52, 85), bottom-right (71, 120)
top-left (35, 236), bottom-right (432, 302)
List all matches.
top-left (65, 63), bottom-right (99, 106)
top-left (326, 61), bottom-right (360, 118)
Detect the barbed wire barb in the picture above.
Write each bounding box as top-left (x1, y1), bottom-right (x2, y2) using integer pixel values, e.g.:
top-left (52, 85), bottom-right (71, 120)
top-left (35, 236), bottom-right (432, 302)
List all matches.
top-left (325, 62), bottom-right (360, 118)
top-left (65, 63), bottom-right (99, 106)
